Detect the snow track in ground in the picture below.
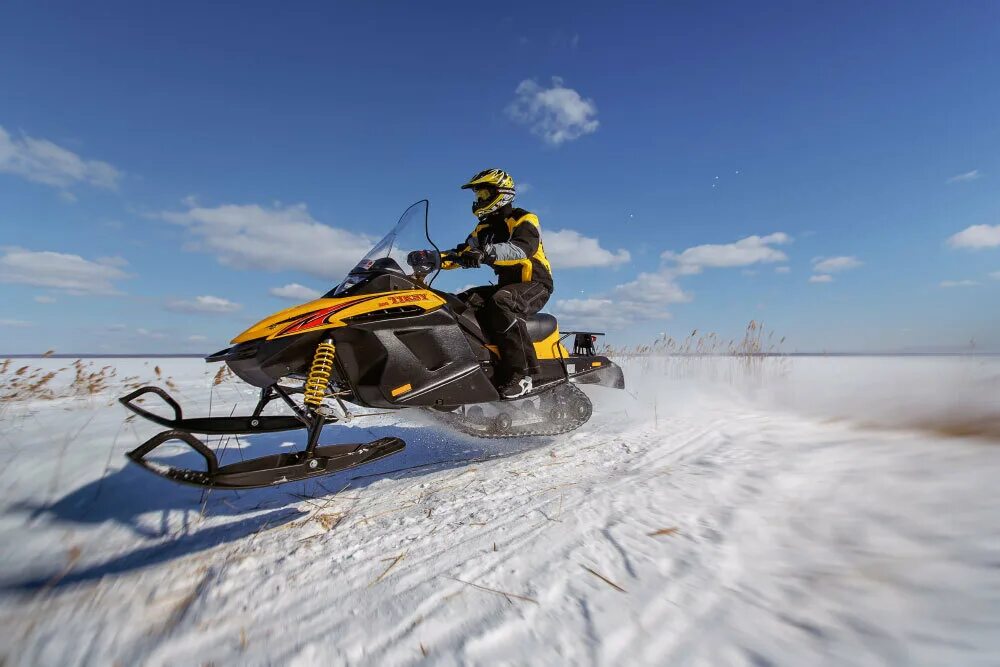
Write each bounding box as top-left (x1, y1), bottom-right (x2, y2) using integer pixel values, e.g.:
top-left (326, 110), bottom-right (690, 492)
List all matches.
top-left (1, 357), bottom-right (998, 666)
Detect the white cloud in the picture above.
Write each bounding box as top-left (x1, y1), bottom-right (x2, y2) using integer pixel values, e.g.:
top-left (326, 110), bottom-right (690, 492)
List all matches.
top-left (188, 335), bottom-right (208, 342)
top-left (136, 328), bottom-right (167, 340)
top-left (947, 224), bottom-right (1000, 250)
top-left (0, 247), bottom-right (129, 295)
top-left (775, 266), bottom-right (791, 274)
top-left (58, 190), bottom-right (77, 203)
top-left (555, 295), bottom-right (671, 330)
top-left (270, 283), bottom-right (322, 301)
top-left (166, 295), bottom-right (242, 314)
top-left (0, 319), bottom-right (33, 328)
top-left (809, 274), bottom-right (833, 283)
top-left (662, 232), bottom-right (791, 274)
top-left (34, 295), bottom-right (56, 303)
top-left (990, 271), bottom-right (1000, 280)
top-left (0, 125), bottom-right (121, 190)
top-left (553, 297), bottom-right (615, 320)
top-left (555, 231), bottom-right (793, 328)
top-left (947, 170), bottom-right (981, 183)
top-left (940, 280), bottom-right (979, 288)
top-left (506, 77), bottom-right (599, 145)
top-left (552, 297), bottom-right (646, 331)
top-left (544, 229), bottom-right (630, 268)
top-left (160, 202), bottom-right (377, 279)
top-left (555, 268), bottom-right (690, 329)
top-left (612, 270), bottom-right (690, 306)
top-left (812, 256), bottom-right (863, 273)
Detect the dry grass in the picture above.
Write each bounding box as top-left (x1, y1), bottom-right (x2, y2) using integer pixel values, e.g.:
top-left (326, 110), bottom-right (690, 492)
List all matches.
top-left (212, 366), bottom-right (230, 386)
top-left (579, 564), bottom-right (627, 593)
top-left (0, 358), bottom-right (170, 419)
top-left (442, 575), bottom-right (539, 605)
top-left (603, 321), bottom-right (789, 383)
top-left (38, 545), bottom-right (83, 593)
top-left (606, 320), bottom-right (785, 359)
top-left (872, 415), bottom-right (1000, 442)
top-left (0, 359), bottom-right (130, 402)
top-left (369, 552), bottom-right (407, 587)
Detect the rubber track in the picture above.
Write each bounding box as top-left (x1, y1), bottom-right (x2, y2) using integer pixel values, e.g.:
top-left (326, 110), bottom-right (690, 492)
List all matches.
top-left (427, 383), bottom-right (593, 439)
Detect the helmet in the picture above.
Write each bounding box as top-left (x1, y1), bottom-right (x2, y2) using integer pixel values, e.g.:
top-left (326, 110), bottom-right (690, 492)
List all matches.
top-left (461, 169), bottom-right (516, 220)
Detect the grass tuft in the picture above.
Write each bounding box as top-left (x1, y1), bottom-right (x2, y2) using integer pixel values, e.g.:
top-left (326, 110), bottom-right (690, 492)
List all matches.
top-left (603, 320), bottom-right (789, 382)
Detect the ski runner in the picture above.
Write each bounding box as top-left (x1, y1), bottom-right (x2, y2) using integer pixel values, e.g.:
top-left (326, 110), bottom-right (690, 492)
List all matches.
top-left (444, 169), bottom-right (554, 399)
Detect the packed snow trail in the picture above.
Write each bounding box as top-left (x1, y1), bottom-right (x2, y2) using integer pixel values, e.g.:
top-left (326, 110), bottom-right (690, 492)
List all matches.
top-left (0, 357), bottom-right (998, 666)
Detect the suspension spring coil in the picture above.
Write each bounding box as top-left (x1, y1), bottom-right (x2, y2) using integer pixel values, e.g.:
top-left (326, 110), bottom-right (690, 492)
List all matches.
top-left (303, 339), bottom-right (336, 407)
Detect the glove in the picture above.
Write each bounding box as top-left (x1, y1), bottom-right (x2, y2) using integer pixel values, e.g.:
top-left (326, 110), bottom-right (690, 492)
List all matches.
top-left (406, 250), bottom-right (436, 271)
top-left (457, 250), bottom-right (483, 268)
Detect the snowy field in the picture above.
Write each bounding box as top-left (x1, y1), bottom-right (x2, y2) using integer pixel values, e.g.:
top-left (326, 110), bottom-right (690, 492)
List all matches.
top-left (1, 355), bottom-right (998, 666)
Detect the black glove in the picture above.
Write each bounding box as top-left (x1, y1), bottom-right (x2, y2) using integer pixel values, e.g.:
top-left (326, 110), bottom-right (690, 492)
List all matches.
top-left (406, 249), bottom-right (438, 273)
top-left (458, 250), bottom-right (483, 268)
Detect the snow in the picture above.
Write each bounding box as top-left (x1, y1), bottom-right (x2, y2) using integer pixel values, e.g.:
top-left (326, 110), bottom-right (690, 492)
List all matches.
top-left (1, 356), bottom-right (999, 666)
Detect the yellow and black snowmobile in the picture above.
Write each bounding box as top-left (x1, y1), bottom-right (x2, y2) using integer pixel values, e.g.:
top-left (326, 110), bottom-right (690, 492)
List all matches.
top-left (121, 201), bottom-right (624, 489)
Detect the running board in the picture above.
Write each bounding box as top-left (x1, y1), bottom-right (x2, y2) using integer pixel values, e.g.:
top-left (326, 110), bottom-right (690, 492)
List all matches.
top-left (126, 429), bottom-right (405, 489)
top-left (497, 359), bottom-right (625, 401)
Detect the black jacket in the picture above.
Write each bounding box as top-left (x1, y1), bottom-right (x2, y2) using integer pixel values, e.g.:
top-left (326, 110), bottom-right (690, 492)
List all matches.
top-left (453, 205), bottom-right (554, 291)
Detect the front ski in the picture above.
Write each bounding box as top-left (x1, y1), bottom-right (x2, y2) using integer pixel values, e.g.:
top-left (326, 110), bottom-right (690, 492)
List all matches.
top-left (119, 385), bottom-right (334, 435)
top-left (126, 429), bottom-right (405, 489)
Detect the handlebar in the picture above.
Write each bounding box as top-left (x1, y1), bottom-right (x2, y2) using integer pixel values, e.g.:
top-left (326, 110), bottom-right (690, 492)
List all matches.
top-left (408, 249), bottom-right (481, 273)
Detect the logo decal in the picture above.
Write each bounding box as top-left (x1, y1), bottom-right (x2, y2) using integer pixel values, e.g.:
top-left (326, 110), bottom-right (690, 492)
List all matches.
top-left (386, 294), bottom-right (430, 305)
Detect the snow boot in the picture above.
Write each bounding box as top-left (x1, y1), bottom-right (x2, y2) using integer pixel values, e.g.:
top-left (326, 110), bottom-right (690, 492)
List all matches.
top-left (499, 371), bottom-right (533, 399)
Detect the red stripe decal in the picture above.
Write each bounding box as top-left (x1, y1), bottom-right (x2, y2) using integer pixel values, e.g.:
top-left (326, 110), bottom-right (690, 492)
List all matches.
top-left (276, 296), bottom-right (380, 336)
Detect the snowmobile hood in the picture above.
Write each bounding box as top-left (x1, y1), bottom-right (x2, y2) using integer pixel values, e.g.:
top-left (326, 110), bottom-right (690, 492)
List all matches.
top-left (231, 290), bottom-right (446, 344)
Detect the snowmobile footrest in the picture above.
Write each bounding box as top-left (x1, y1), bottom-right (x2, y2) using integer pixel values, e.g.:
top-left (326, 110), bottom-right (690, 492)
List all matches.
top-left (126, 430), bottom-right (405, 489)
top-left (119, 386), bottom-right (315, 434)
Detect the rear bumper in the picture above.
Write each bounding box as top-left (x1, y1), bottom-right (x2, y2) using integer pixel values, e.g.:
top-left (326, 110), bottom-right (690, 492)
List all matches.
top-left (567, 357), bottom-right (625, 389)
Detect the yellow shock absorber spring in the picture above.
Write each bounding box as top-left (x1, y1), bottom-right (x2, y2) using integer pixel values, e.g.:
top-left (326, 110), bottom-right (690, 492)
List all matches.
top-left (303, 339), bottom-right (336, 407)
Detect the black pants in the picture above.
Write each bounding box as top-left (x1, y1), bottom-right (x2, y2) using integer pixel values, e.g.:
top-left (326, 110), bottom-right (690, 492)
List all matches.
top-left (459, 282), bottom-right (552, 379)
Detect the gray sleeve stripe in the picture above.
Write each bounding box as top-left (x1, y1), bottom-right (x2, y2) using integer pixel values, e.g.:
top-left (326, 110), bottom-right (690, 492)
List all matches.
top-left (486, 242), bottom-right (527, 261)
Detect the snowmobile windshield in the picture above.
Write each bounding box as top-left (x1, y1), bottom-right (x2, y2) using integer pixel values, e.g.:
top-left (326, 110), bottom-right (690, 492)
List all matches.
top-left (327, 200), bottom-right (438, 296)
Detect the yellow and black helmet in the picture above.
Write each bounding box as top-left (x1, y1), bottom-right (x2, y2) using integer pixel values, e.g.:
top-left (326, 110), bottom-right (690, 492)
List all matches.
top-left (461, 168), bottom-right (516, 220)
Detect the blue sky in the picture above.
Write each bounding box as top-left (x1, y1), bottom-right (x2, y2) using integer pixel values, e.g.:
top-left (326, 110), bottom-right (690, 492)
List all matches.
top-left (1, 0), bottom-right (998, 353)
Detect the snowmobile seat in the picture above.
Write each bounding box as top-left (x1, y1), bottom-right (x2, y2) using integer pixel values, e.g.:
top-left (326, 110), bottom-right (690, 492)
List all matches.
top-left (526, 313), bottom-right (558, 341)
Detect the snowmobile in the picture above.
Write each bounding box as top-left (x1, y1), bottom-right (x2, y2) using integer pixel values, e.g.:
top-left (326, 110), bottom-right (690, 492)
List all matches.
top-left (120, 201), bottom-right (625, 489)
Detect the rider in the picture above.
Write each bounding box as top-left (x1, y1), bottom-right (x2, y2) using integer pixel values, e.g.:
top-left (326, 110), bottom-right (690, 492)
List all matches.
top-left (444, 168), bottom-right (554, 399)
